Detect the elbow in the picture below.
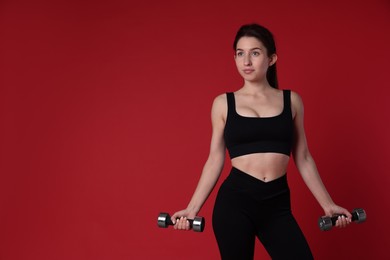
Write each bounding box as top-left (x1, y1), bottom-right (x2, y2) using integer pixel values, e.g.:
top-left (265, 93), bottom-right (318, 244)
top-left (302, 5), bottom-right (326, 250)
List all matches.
top-left (206, 152), bottom-right (225, 171)
top-left (293, 148), bottom-right (313, 170)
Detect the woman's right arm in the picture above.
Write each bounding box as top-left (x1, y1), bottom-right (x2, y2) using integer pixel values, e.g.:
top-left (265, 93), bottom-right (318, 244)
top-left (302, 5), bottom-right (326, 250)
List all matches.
top-left (172, 94), bottom-right (227, 230)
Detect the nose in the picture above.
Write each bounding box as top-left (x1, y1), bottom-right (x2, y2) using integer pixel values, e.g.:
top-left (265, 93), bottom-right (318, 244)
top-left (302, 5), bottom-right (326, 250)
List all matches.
top-left (244, 54), bottom-right (252, 66)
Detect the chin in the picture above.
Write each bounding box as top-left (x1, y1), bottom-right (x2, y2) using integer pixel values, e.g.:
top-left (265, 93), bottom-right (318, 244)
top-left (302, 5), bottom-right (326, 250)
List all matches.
top-left (242, 75), bottom-right (260, 82)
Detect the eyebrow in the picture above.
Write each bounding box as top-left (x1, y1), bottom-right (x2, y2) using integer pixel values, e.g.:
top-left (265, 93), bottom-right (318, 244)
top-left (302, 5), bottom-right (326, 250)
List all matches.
top-left (236, 47), bottom-right (262, 51)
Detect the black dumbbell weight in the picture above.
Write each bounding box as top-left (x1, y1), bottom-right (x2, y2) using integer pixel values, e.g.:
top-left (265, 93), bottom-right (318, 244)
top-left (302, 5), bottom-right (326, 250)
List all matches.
top-left (318, 208), bottom-right (366, 231)
top-left (157, 212), bottom-right (205, 232)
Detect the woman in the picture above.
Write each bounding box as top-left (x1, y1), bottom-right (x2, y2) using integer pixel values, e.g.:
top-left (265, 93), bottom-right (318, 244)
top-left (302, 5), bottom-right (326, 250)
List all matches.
top-left (172, 24), bottom-right (351, 259)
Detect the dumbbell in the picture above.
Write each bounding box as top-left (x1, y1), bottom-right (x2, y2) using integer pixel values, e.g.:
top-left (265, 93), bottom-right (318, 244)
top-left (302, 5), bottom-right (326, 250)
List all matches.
top-left (157, 212), bottom-right (205, 232)
top-left (318, 208), bottom-right (366, 231)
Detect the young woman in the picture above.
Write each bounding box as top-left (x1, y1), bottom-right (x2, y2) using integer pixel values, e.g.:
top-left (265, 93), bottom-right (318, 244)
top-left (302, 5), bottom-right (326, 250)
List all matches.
top-left (171, 24), bottom-right (351, 259)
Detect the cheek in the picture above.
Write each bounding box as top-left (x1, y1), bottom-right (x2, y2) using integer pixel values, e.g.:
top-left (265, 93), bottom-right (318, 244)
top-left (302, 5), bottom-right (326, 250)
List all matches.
top-left (256, 58), bottom-right (271, 68)
top-left (234, 58), bottom-right (242, 67)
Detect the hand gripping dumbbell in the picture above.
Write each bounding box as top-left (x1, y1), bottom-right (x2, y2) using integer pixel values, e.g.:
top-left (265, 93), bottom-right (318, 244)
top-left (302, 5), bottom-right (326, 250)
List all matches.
top-left (318, 208), bottom-right (366, 231)
top-left (157, 212), bottom-right (205, 232)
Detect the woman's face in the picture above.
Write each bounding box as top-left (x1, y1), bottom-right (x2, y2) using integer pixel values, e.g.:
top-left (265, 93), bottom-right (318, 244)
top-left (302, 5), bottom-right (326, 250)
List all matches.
top-left (234, 36), bottom-right (276, 83)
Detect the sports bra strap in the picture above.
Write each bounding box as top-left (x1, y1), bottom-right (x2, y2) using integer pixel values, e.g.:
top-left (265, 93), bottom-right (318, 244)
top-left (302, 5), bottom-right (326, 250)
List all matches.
top-left (283, 90), bottom-right (291, 115)
top-left (226, 92), bottom-right (235, 117)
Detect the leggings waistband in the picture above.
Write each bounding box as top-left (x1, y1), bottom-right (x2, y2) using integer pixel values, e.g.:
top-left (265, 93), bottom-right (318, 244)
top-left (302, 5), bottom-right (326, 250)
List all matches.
top-left (223, 167), bottom-right (289, 200)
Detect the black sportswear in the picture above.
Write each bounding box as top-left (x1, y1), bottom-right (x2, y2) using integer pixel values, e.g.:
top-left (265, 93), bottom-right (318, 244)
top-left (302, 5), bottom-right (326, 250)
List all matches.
top-left (224, 90), bottom-right (293, 158)
top-left (212, 167), bottom-right (314, 260)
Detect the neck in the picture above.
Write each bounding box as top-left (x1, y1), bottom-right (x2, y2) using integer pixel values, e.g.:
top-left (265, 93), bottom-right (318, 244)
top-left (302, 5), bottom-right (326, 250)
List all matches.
top-left (241, 80), bottom-right (274, 94)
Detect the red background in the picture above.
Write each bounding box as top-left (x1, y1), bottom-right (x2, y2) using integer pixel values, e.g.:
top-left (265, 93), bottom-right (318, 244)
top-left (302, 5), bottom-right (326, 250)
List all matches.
top-left (1, 0), bottom-right (389, 259)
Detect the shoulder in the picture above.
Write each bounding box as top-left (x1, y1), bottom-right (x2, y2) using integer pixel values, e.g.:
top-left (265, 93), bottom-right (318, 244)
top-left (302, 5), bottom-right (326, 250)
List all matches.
top-left (211, 93), bottom-right (228, 119)
top-left (212, 93), bottom-right (227, 109)
top-left (289, 90), bottom-right (303, 106)
top-left (287, 90), bottom-right (304, 118)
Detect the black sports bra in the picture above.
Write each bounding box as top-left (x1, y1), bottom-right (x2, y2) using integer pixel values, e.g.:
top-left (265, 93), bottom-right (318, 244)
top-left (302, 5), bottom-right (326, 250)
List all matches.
top-left (224, 90), bottom-right (293, 159)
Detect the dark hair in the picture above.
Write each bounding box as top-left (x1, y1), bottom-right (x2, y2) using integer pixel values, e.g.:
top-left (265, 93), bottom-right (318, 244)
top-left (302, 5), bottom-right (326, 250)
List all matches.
top-left (233, 24), bottom-right (278, 89)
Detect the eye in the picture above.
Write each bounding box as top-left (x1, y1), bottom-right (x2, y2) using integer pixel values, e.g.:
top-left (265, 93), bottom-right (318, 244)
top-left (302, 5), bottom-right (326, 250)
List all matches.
top-left (251, 51), bottom-right (260, 57)
top-left (236, 51), bottom-right (244, 57)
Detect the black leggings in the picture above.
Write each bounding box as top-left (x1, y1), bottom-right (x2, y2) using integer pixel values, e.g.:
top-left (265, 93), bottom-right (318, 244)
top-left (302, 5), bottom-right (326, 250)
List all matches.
top-left (212, 167), bottom-right (313, 260)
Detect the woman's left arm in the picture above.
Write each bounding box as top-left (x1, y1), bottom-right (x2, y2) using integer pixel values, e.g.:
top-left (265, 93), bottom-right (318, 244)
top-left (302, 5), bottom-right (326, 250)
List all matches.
top-left (291, 91), bottom-right (351, 227)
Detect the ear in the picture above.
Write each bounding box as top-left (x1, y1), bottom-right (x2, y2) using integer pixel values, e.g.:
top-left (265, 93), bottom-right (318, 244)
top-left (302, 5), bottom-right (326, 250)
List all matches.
top-left (269, 54), bottom-right (278, 66)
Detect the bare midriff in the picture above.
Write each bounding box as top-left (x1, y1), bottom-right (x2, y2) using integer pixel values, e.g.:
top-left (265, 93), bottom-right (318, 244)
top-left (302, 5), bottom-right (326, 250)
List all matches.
top-left (231, 153), bottom-right (290, 182)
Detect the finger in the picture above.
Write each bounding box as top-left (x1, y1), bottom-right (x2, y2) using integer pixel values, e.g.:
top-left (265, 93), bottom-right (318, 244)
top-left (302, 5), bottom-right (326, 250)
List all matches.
top-left (342, 215), bottom-right (349, 227)
top-left (173, 217), bottom-right (179, 229)
top-left (345, 211), bottom-right (353, 222)
top-left (179, 217), bottom-right (186, 230)
top-left (171, 216), bottom-right (177, 225)
top-left (344, 215), bottom-right (351, 226)
top-left (185, 218), bottom-right (191, 230)
top-left (338, 215), bottom-right (348, 228)
top-left (340, 216), bottom-right (346, 228)
top-left (176, 217), bottom-right (182, 229)
top-left (338, 216), bottom-right (344, 228)
top-left (175, 216), bottom-right (184, 229)
top-left (335, 216), bottom-right (341, 228)
top-left (171, 212), bottom-right (181, 225)
top-left (335, 216), bottom-right (344, 228)
top-left (183, 217), bottom-right (191, 231)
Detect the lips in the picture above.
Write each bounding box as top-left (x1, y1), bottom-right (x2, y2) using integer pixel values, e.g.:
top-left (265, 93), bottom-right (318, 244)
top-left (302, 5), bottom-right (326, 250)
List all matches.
top-left (243, 69), bottom-right (254, 74)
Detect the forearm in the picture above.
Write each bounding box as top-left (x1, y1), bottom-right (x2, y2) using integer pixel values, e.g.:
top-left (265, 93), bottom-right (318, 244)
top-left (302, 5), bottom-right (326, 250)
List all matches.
top-left (186, 156), bottom-right (224, 214)
top-left (297, 155), bottom-right (335, 210)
